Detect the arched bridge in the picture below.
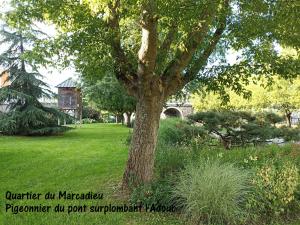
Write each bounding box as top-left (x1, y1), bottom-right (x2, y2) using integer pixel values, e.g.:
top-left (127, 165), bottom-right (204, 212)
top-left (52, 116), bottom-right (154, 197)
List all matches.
top-left (161, 102), bottom-right (193, 119)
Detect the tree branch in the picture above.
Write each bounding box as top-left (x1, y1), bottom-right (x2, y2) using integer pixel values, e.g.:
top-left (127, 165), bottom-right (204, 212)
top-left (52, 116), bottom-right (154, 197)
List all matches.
top-left (106, 0), bottom-right (138, 94)
top-left (183, 14), bottom-right (228, 83)
top-left (162, 0), bottom-right (229, 96)
top-left (137, 0), bottom-right (158, 78)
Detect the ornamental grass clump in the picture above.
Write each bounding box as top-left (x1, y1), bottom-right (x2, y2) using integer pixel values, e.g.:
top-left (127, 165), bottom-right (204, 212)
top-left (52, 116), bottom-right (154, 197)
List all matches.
top-left (174, 160), bottom-right (250, 225)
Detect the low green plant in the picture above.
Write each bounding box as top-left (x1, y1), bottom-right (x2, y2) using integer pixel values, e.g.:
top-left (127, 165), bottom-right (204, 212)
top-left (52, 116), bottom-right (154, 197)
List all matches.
top-left (255, 112), bottom-right (284, 126)
top-left (155, 144), bottom-right (189, 178)
top-left (248, 161), bottom-right (299, 217)
top-left (174, 160), bottom-right (250, 225)
top-left (81, 118), bottom-right (97, 124)
top-left (130, 178), bottom-right (175, 208)
top-left (158, 118), bottom-right (206, 146)
top-left (274, 126), bottom-right (300, 141)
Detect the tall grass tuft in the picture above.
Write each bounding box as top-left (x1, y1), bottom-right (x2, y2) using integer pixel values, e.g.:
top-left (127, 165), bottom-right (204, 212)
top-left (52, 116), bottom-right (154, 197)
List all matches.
top-left (174, 160), bottom-right (250, 225)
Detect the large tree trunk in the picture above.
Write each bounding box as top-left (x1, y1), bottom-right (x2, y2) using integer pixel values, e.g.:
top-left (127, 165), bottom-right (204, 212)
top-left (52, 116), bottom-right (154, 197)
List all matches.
top-left (122, 95), bottom-right (163, 189)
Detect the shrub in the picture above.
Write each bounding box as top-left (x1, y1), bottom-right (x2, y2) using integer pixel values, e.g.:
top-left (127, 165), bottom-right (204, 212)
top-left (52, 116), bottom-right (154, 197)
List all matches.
top-left (82, 106), bottom-right (101, 121)
top-left (130, 144), bottom-right (189, 210)
top-left (174, 160), bottom-right (250, 225)
top-left (275, 126), bottom-right (300, 142)
top-left (81, 118), bottom-right (97, 124)
top-left (130, 178), bottom-right (175, 208)
top-left (155, 144), bottom-right (189, 178)
top-left (248, 161), bottom-right (299, 217)
top-left (158, 118), bottom-right (206, 146)
top-left (188, 111), bottom-right (300, 149)
top-left (255, 112), bottom-right (284, 126)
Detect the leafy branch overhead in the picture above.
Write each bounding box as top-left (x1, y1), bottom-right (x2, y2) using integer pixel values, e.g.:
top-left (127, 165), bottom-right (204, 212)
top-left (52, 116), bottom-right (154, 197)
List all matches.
top-left (7, 0), bottom-right (299, 97)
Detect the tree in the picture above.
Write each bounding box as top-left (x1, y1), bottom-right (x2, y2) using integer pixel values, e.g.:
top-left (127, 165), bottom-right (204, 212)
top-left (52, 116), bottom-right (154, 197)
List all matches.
top-left (82, 105), bottom-right (101, 121)
top-left (84, 75), bottom-right (136, 127)
top-left (192, 76), bottom-right (300, 127)
top-left (267, 79), bottom-right (300, 127)
top-left (7, 0), bottom-right (300, 188)
top-left (188, 111), bottom-right (297, 149)
top-left (0, 25), bottom-right (67, 135)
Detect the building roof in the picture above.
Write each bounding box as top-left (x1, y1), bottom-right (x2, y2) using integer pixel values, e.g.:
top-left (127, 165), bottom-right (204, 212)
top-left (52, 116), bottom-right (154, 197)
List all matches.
top-left (55, 78), bottom-right (77, 88)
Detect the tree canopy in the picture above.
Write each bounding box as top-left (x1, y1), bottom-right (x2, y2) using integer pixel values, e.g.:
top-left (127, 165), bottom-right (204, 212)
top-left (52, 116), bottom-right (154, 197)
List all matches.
top-left (191, 76), bottom-right (300, 127)
top-left (84, 74), bottom-right (136, 127)
top-left (5, 0), bottom-right (300, 92)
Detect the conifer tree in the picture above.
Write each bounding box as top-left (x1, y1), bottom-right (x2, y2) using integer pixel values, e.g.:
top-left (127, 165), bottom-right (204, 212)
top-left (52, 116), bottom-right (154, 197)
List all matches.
top-left (0, 25), bottom-right (68, 135)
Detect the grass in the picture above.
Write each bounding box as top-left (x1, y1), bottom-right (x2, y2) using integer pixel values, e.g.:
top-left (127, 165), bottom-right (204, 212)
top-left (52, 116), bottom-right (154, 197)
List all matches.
top-left (0, 124), bottom-right (183, 225)
top-left (174, 160), bottom-right (250, 225)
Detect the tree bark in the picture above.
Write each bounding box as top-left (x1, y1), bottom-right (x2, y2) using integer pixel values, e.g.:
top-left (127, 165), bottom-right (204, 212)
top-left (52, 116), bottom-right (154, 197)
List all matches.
top-left (125, 112), bottom-right (132, 127)
top-left (286, 112), bottom-right (292, 127)
top-left (122, 95), bottom-right (163, 189)
top-left (221, 137), bottom-right (231, 150)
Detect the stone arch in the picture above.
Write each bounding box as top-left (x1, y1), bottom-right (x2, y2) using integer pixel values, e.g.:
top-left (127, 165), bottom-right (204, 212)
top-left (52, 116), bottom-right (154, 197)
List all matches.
top-left (163, 107), bottom-right (183, 118)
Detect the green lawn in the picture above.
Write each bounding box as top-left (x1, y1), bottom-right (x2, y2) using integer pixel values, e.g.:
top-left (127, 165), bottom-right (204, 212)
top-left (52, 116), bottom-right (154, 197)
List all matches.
top-left (0, 124), bottom-right (183, 225)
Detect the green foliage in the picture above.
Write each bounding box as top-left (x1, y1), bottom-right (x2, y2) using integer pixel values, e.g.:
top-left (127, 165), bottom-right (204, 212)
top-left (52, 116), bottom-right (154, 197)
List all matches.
top-left (192, 144), bottom-right (300, 172)
top-left (129, 119), bottom-right (208, 210)
top-left (152, 117), bottom-right (300, 224)
top-left (174, 160), bottom-right (250, 225)
top-left (154, 144), bottom-right (188, 179)
top-left (126, 118), bottom-right (206, 148)
top-left (274, 126), bottom-right (300, 142)
top-left (248, 162), bottom-right (299, 218)
top-left (130, 178), bottom-right (175, 209)
top-left (6, 0), bottom-right (300, 98)
top-left (182, 143), bottom-right (300, 223)
top-left (81, 118), bottom-right (97, 124)
top-left (84, 74), bottom-right (136, 117)
top-left (82, 106), bottom-right (101, 121)
top-left (192, 76), bottom-right (300, 127)
top-left (188, 111), bottom-right (299, 149)
top-left (0, 25), bottom-right (68, 135)
top-left (256, 112), bottom-right (284, 126)
top-left (158, 118), bottom-right (206, 146)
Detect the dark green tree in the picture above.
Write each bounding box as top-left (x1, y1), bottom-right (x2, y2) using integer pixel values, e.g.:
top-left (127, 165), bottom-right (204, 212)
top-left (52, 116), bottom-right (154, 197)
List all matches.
top-left (189, 111), bottom-right (299, 149)
top-left (0, 25), bottom-right (67, 135)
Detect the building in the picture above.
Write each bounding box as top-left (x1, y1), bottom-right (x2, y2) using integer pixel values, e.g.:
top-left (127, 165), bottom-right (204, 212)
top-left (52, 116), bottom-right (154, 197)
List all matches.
top-left (55, 78), bottom-right (82, 120)
top-left (0, 71), bottom-right (10, 112)
top-left (0, 70), bottom-right (10, 88)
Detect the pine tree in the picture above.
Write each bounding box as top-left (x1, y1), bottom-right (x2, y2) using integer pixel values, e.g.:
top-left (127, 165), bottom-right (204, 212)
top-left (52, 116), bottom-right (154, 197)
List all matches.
top-left (0, 25), bottom-right (68, 135)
